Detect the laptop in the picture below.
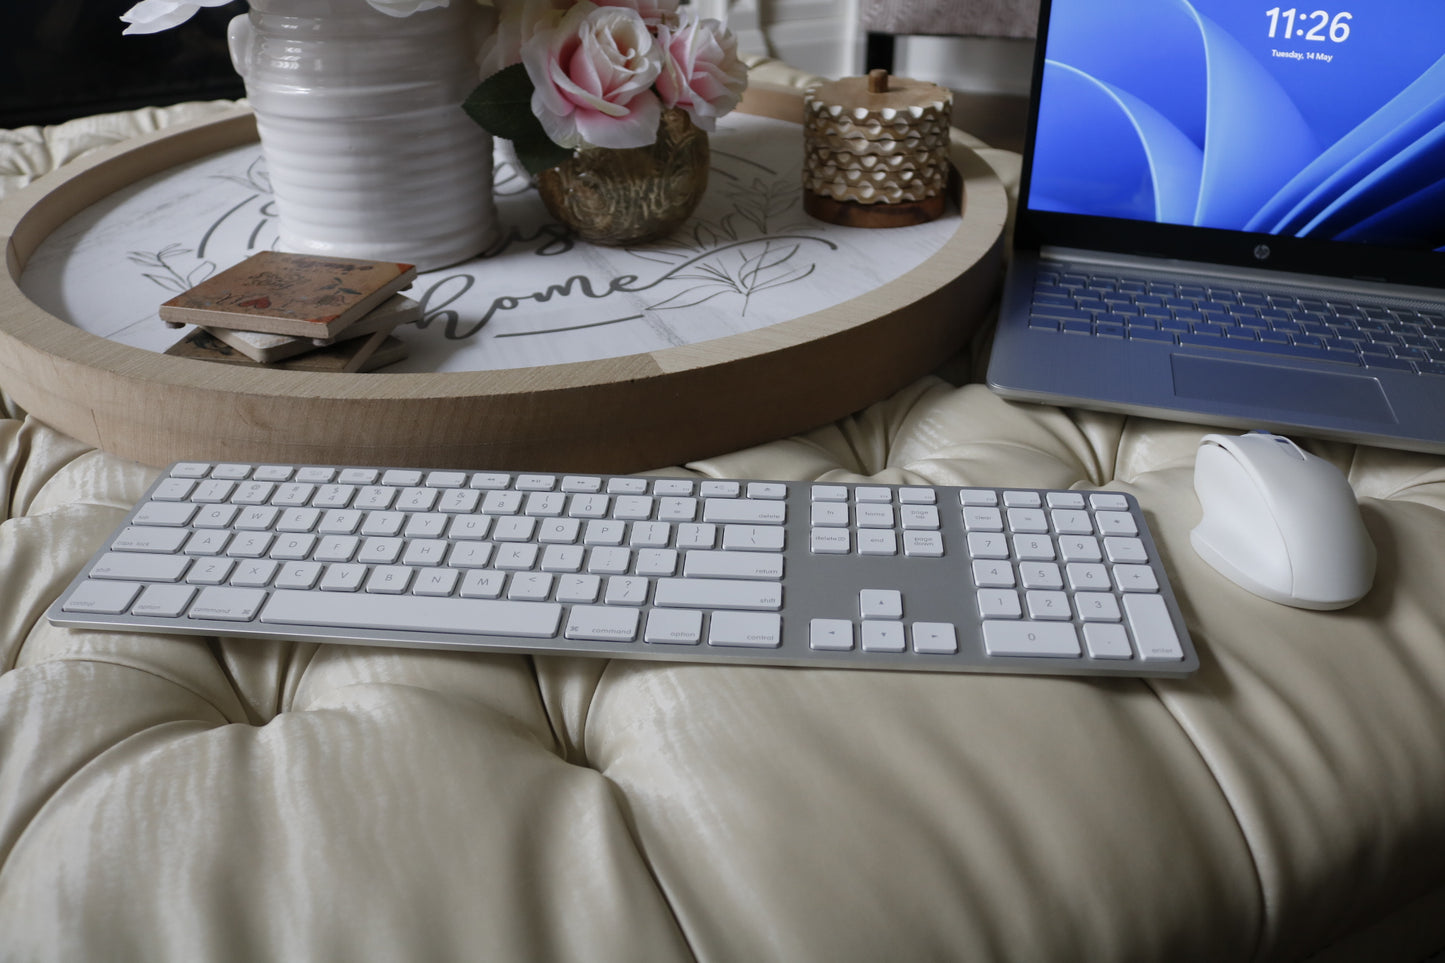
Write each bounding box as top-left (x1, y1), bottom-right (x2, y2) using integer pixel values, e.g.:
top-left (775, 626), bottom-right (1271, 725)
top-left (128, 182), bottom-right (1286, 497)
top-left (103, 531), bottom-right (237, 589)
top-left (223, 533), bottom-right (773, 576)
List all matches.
top-left (986, 0), bottom-right (1445, 454)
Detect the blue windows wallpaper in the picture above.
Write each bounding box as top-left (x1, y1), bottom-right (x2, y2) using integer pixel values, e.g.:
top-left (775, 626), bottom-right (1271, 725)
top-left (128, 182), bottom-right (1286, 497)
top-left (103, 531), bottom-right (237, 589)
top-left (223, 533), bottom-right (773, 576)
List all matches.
top-left (1028, 0), bottom-right (1445, 251)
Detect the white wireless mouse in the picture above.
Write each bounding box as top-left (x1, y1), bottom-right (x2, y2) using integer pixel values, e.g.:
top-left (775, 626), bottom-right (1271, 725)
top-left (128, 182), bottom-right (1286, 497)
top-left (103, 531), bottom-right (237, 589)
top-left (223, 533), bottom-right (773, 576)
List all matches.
top-left (1190, 431), bottom-right (1375, 610)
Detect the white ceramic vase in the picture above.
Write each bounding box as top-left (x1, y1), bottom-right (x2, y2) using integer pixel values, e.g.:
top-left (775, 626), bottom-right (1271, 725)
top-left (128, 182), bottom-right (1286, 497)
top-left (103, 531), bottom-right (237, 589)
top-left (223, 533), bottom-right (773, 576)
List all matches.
top-left (228, 0), bottom-right (498, 271)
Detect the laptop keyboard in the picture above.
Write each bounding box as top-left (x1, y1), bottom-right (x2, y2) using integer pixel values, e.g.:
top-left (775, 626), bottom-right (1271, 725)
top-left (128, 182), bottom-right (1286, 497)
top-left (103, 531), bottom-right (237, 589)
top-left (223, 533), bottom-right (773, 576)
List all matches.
top-left (1028, 261), bottom-right (1445, 376)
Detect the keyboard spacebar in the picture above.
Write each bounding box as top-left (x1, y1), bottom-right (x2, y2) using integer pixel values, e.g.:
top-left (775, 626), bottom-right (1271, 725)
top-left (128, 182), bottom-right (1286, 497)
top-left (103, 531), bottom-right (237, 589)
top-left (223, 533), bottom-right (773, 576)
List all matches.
top-left (259, 590), bottom-right (562, 638)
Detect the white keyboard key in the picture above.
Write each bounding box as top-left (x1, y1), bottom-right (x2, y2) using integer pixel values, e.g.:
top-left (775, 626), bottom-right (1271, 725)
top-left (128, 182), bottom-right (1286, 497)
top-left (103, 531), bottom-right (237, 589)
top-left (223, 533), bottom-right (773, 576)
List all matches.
top-left (132, 584), bottom-right (197, 618)
top-left (722, 525), bottom-right (786, 552)
top-left (856, 530), bottom-right (898, 556)
top-left (811, 485), bottom-right (848, 502)
top-left (231, 560), bottom-right (279, 588)
top-left (1012, 534), bottom-right (1055, 561)
top-left (133, 502), bottom-right (197, 527)
top-left (151, 478), bottom-right (197, 501)
top-left (61, 579), bottom-right (142, 614)
top-left (629, 522), bottom-right (672, 548)
top-left (811, 503), bottom-right (849, 527)
top-left (654, 578), bottom-right (782, 611)
top-left (902, 532), bottom-right (943, 557)
top-left (977, 589), bottom-right (1021, 619)
top-left (645, 609), bottom-right (703, 644)
top-left (959, 489), bottom-right (998, 506)
top-left (112, 526), bottom-right (189, 554)
top-left (469, 472), bottom-right (510, 489)
top-left (855, 504), bottom-right (895, 528)
top-left (211, 463), bottom-right (252, 480)
top-left (565, 606), bottom-right (638, 642)
top-left (540, 545), bottom-right (585, 573)
top-left (1104, 537), bottom-right (1149, 564)
top-left (192, 504), bottom-right (239, 529)
top-left (1112, 564), bottom-right (1160, 593)
top-left (562, 476), bottom-right (603, 493)
top-left (1003, 490), bottom-right (1041, 508)
top-left (1066, 563), bottom-right (1112, 592)
top-left (703, 499), bottom-right (786, 525)
top-left (1083, 623), bottom-right (1134, 660)
top-left (700, 480), bottom-right (741, 498)
top-left (962, 507), bottom-right (1003, 531)
top-left (587, 547), bottom-right (632, 575)
top-left (516, 474), bottom-right (556, 491)
top-left (1059, 535), bottom-right (1103, 562)
top-left (276, 507), bottom-right (321, 533)
top-left (900, 505), bottom-right (940, 529)
top-left (88, 551), bottom-right (190, 583)
top-left (1050, 509), bottom-right (1094, 534)
top-left (1025, 590), bottom-right (1072, 620)
top-left (426, 471), bottom-right (467, 488)
top-left (314, 536), bottom-right (358, 563)
top-left (859, 589), bottom-right (903, 619)
top-left (613, 495), bottom-right (654, 520)
top-left (898, 488), bottom-right (936, 504)
top-left (183, 531), bottom-right (231, 556)
top-left (295, 467), bottom-right (335, 483)
top-left (861, 621), bottom-right (906, 652)
top-left (262, 590), bottom-right (563, 639)
top-left (189, 587), bottom-right (266, 622)
top-left (604, 576), bottom-right (649, 605)
top-left (684, 550), bottom-right (782, 580)
top-left (1019, 562), bottom-right (1063, 590)
top-left (170, 462), bottom-right (210, 478)
top-left (747, 482), bottom-right (787, 499)
top-left (539, 518), bottom-right (582, 544)
top-left (275, 562), bottom-right (323, 591)
top-left (1006, 508), bottom-right (1048, 533)
top-left (1090, 493), bottom-right (1130, 511)
top-left (584, 520), bottom-right (626, 546)
top-left (1075, 592), bottom-right (1122, 622)
top-left (404, 513), bottom-right (449, 538)
top-left (654, 479), bottom-right (695, 496)
top-left (809, 619), bottom-right (854, 651)
top-left (983, 620), bottom-right (1080, 657)
top-left (1047, 491), bottom-right (1086, 509)
top-left (912, 622), bottom-right (958, 654)
top-left (317, 509), bottom-right (361, 534)
top-left (1123, 594), bottom-right (1185, 661)
top-left (357, 537), bottom-right (403, 564)
top-left (460, 570), bottom-right (506, 599)
top-left (972, 559), bottom-right (1015, 588)
top-left (320, 564), bottom-right (367, 592)
top-left (412, 569), bottom-right (460, 597)
top-left (382, 469), bottom-right (423, 487)
top-left (338, 469), bottom-right (376, 485)
top-left (494, 544), bottom-right (540, 570)
top-left (493, 517), bottom-right (537, 542)
top-left (677, 524), bottom-right (717, 549)
top-left (438, 489), bottom-right (481, 514)
top-left (810, 529), bottom-right (850, 554)
top-left (966, 532), bottom-right (1009, 559)
top-left (1095, 511), bottom-right (1138, 536)
top-left (607, 477), bottom-right (648, 494)
top-left (509, 573), bottom-right (554, 602)
top-left (556, 574), bottom-right (601, 604)
top-left (634, 549), bottom-right (679, 577)
top-left (708, 612), bottom-right (781, 648)
top-left (186, 559), bottom-right (234, 586)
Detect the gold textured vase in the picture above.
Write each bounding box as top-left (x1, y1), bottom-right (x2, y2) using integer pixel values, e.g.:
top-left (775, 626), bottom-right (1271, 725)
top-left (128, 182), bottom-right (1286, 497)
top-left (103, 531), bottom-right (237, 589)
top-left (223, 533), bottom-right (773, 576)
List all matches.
top-left (536, 108), bottom-right (709, 246)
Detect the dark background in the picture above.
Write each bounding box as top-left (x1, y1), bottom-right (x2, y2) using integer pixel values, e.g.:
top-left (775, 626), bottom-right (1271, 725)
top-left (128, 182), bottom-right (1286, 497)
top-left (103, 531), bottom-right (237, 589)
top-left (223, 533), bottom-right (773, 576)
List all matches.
top-left (2, 1), bottom-right (249, 128)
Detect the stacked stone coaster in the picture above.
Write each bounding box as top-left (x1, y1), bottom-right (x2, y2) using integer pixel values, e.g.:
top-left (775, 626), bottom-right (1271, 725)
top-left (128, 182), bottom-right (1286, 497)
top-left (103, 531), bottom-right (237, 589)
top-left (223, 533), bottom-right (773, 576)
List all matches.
top-left (803, 69), bottom-right (954, 228)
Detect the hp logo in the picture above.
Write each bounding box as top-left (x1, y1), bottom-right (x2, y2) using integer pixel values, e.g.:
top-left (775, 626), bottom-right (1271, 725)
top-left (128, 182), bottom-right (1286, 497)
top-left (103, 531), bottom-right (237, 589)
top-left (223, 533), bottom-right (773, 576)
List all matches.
top-left (1253, 244), bottom-right (1272, 261)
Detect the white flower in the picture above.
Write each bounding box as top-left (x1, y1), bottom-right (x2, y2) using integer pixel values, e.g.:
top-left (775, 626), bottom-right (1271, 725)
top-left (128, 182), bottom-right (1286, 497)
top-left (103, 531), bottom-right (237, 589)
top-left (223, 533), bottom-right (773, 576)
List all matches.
top-left (119, 0), bottom-right (235, 36)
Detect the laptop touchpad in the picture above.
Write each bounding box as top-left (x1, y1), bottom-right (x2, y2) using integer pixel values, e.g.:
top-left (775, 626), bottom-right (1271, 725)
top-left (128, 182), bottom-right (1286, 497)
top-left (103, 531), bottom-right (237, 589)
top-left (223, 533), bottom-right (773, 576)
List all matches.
top-left (1170, 355), bottom-right (1397, 423)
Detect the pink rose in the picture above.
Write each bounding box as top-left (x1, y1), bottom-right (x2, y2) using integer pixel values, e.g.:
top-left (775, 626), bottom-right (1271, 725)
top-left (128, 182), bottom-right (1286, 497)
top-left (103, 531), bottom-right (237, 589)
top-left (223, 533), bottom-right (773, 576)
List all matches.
top-left (655, 13), bottom-right (748, 132)
top-left (523, 2), bottom-right (664, 150)
top-left (590, 0), bottom-right (680, 28)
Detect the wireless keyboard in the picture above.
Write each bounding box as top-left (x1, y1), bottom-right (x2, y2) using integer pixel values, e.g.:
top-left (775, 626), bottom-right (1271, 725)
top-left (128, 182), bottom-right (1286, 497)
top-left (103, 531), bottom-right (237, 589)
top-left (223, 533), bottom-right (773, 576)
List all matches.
top-left (47, 462), bottom-right (1199, 677)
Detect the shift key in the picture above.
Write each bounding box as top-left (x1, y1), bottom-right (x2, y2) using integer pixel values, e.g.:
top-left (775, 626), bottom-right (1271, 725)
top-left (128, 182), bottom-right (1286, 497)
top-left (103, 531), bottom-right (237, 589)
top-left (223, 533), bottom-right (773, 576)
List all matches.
top-left (653, 577), bottom-right (782, 610)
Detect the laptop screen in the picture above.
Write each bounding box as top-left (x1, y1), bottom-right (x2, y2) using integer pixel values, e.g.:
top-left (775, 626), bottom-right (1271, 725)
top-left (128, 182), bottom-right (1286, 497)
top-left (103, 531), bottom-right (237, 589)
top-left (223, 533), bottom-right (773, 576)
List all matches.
top-left (1020, 0), bottom-right (1445, 277)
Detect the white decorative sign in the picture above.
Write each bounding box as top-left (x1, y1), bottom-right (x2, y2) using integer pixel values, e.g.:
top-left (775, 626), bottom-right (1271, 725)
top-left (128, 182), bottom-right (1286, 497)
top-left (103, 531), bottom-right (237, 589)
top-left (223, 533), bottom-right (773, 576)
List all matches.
top-left (22, 113), bottom-right (957, 373)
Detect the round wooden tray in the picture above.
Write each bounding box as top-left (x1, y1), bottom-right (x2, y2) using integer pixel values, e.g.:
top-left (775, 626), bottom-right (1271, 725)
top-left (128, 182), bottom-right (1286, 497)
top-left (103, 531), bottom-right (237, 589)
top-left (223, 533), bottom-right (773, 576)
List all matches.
top-left (0, 83), bottom-right (1008, 472)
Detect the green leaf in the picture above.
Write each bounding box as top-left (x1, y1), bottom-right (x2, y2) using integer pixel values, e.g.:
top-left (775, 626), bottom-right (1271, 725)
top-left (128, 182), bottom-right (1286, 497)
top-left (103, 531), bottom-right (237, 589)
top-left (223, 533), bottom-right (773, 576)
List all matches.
top-left (461, 63), bottom-right (574, 176)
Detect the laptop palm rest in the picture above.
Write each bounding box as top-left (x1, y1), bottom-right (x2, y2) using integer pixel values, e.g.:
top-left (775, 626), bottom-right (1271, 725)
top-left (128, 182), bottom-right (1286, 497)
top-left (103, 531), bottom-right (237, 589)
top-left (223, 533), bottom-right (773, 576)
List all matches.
top-left (1170, 355), bottom-right (1397, 423)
